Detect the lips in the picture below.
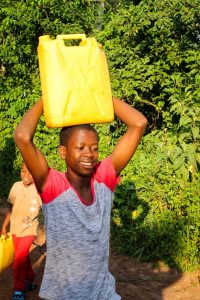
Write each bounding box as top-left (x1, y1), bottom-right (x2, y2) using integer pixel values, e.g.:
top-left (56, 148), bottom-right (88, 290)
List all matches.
top-left (23, 177), bottom-right (32, 185)
top-left (23, 178), bottom-right (31, 182)
top-left (79, 161), bottom-right (95, 169)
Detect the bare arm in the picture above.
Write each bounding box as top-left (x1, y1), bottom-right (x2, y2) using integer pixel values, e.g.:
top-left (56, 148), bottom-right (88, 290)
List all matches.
top-left (111, 97), bottom-right (147, 176)
top-left (1, 206), bottom-right (12, 236)
top-left (14, 99), bottom-right (48, 192)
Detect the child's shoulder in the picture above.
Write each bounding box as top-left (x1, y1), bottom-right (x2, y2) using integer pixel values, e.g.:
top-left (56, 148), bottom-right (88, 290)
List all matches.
top-left (48, 167), bottom-right (66, 178)
top-left (40, 167), bottom-right (69, 204)
top-left (95, 156), bottom-right (111, 170)
top-left (94, 156), bottom-right (120, 191)
top-left (10, 181), bottom-right (23, 190)
top-left (8, 181), bottom-right (23, 202)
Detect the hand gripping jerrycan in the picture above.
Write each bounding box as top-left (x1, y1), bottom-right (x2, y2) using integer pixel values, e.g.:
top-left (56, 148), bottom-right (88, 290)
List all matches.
top-left (37, 34), bottom-right (114, 127)
top-left (0, 233), bottom-right (14, 272)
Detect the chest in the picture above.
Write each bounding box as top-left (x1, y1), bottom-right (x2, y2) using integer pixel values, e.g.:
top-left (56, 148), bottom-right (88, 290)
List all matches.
top-left (13, 186), bottom-right (40, 211)
top-left (43, 181), bottom-right (114, 229)
top-left (76, 186), bottom-right (93, 204)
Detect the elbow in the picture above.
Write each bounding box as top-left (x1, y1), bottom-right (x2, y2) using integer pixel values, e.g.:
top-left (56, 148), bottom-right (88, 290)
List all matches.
top-left (14, 129), bottom-right (32, 147)
top-left (135, 116), bottom-right (148, 131)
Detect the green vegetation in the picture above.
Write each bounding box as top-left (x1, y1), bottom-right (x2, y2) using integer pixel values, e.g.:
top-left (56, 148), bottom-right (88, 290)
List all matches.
top-left (0, 0), bottom-right (199, 271)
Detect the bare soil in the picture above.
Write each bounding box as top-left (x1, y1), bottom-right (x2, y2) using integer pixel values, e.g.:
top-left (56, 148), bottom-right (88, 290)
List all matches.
top-left (0, 208), bottom-right (200, 300)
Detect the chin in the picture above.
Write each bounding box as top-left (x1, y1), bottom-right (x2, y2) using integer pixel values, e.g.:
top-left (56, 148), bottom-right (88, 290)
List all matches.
top-left (80, 169), bottom-right (94, 177)
top-left (23, 180), bottom-right (33, 186)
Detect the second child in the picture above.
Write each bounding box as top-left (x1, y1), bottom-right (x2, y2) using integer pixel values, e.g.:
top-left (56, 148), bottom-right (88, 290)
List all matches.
top-left (1, 163), bottom-right (42, 300)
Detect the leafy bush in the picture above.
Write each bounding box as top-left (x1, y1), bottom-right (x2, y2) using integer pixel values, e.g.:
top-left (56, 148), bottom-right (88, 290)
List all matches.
top-left (97, 0), bottom-right (200, 271)
top-left (112, 131), bottom-right (200, 271)
top-left (98, 0), bottom-right (200, 131)
top-left (0, 0), bottom-right (97, 196)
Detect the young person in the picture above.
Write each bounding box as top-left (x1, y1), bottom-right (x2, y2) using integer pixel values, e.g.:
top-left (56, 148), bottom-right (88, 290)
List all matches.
top-left (14, 96), bottom-right (147, 300)
top-left (1, 163), bottom-right (42, 300)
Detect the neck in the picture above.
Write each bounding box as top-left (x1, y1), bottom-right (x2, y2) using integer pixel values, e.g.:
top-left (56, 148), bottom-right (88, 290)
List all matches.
top-left (65, 170), bottom-right (93, 204)
top-left (65, 172), bottom-right (91, 190)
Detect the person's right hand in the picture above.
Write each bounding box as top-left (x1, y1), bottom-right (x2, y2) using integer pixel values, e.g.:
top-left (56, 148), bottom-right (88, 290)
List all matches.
top-left (0, 226), bottom-right (8, 237)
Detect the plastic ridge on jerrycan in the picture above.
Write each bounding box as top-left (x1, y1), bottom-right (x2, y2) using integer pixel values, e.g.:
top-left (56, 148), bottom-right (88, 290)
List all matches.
top-left (37, 34), bottom-right (114, 128)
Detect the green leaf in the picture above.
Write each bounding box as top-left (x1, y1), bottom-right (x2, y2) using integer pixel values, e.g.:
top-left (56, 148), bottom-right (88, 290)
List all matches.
top-left (173, 156), bottom-right (185, 170)
top-left (179, 116), bottom-right (192, 127)
top-left (191, 127), bottom-right (199, 140)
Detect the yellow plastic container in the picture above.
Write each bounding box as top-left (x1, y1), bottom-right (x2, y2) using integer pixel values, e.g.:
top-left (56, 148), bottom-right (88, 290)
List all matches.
top-left (0, 233), bottom-right (14, 273)
top-left (38, 34), bottom-right (114, 127)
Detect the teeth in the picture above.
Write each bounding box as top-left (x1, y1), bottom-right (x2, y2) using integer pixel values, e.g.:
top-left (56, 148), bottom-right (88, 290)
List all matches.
top-left (80, 162), bottom-right (92, 166)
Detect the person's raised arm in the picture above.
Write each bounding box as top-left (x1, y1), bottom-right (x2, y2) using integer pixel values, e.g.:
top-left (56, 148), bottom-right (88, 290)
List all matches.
top-left (14, 99), bottom-right (48, 192)
top-left (111, 97), bottom-right (147, 176)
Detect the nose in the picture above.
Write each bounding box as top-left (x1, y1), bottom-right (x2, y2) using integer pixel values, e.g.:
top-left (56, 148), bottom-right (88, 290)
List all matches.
top-left (83, 147), bottom-right (94, 157)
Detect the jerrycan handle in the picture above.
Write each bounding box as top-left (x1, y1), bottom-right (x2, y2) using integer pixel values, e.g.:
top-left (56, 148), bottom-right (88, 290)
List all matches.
top-left (56, 34), bottom-right (87, 42)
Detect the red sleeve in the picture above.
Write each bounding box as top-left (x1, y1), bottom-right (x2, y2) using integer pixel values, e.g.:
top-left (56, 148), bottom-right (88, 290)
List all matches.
top-left (94, 156), bottom-right (120, 192)
top-left (39, 168), bottom-right (70, 204)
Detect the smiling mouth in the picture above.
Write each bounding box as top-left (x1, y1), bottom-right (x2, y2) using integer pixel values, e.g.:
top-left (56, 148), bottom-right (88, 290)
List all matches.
top-left (79, 161), bottom-right (95, 168)
top-left (23, 178), bottom-right (31, 182)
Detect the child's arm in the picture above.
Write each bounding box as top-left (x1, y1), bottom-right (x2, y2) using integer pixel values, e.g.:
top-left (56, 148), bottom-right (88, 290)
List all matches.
top-left (111, 97), bottom-right (147, 176)
top-left (14, 99), bottom-right (49, 192)
top-left (1, 205), bottom-right (12, 236)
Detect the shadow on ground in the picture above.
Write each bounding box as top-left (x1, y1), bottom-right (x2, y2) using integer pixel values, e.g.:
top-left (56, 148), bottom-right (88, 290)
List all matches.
top-left (0, 217), bottom-right (199, 300)
top-left (0, 179), bottom-right (200, 300)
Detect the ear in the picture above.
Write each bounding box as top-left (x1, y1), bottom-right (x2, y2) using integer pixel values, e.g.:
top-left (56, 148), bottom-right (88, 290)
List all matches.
top-left (58, 145), bottom-right (67, 160)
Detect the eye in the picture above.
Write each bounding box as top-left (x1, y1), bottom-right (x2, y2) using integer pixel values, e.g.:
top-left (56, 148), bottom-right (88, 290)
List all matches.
top-left (92, 146), bottom-right (98, 151)
top-left (76, 146), bottom-right (84, 150)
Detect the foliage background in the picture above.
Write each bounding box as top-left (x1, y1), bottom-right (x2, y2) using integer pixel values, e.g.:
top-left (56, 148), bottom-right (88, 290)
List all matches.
top-left (0, 0), bottom-right (199, 271)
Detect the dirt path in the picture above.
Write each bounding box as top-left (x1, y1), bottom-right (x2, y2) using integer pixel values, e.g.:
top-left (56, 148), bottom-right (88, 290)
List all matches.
top-left (0, 213), bottom-right (200, 300)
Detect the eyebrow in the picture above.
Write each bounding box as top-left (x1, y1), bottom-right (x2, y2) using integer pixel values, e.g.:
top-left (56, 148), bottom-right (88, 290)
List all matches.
top-left (77, 142), bottom-right (99, 146)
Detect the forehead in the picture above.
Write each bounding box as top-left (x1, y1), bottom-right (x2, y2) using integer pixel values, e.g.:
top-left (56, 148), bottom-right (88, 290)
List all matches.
top-left (69, 129), bottom-right (98, 144)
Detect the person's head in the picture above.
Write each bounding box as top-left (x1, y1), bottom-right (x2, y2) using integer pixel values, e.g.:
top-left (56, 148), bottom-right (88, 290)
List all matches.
top-left (21, 163), bottom-right (33, 186)
top-left (59, 124), bottom-right (99, 177)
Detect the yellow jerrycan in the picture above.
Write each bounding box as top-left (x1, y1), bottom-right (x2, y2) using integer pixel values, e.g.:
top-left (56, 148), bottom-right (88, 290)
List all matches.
top-left (37, 34), bottom-right (114, 127)
top-left (0, 233), bottom-right (14, 273)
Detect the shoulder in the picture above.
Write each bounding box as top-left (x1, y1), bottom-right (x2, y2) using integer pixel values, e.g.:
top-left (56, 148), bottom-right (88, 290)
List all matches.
top-left (94, 156), bottom-right (120, 192)
top-left (44, 168), bottom-right (67, 185)
top-left (8, 181), bottom-right (22, 203)
top-left (12, 181), bottom-right (23, 187)
top-left (40, 168), bottom-right (69, 204)
top-left (27, 183), bottom-right (42, 199)
top-left (9, 181), bottom-right (23, 192)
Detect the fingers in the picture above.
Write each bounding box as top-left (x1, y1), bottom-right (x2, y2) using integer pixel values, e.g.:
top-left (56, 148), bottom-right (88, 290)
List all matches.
top-left (0, 228), bottom-right (8, 238)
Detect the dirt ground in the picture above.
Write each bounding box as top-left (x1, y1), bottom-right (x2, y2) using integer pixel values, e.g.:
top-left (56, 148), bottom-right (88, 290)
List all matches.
top-left (0, 209), bottom-right (200, 300)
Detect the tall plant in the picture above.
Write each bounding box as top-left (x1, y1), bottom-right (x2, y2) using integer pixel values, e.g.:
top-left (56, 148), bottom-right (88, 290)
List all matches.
top-left (0, 0), bottom-right (97, 196)
top-left (97, 0), bottom-right (200, 270)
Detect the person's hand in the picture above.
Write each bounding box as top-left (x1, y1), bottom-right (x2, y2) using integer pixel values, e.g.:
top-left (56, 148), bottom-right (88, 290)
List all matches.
top-left (0, 226), bottom-right (8, 238)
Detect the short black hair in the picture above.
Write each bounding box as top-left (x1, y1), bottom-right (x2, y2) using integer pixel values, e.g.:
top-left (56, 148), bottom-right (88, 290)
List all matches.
top-left (60, 124), bottom-right (98, 146)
